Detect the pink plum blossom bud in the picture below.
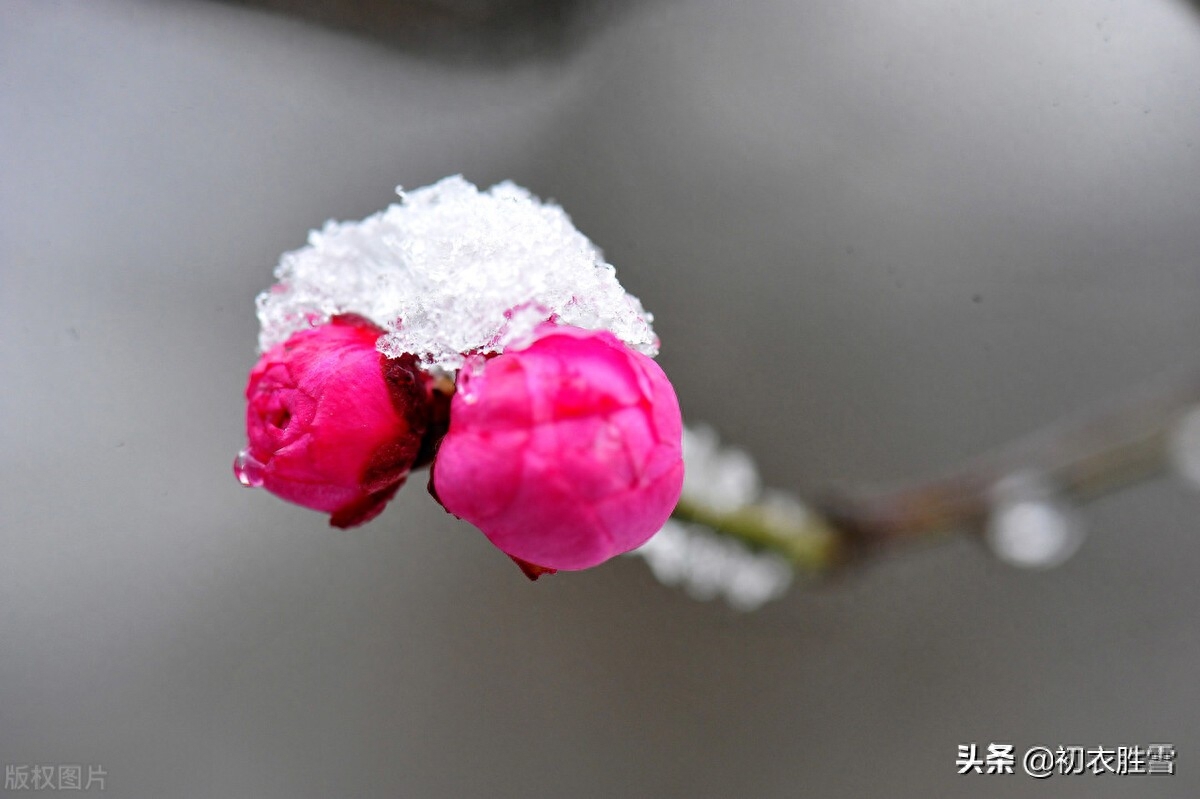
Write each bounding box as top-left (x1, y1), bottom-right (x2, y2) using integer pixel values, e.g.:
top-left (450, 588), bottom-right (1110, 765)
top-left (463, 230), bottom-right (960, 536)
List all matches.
top-left (236, 314), bottom-right (439, 528)
top-left (431, 324), bottom-right (685, 572)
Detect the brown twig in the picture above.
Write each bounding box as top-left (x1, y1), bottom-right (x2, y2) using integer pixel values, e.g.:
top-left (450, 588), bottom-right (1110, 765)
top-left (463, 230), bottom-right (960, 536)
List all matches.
top-left (678, 367), bottom-right (1200, 573)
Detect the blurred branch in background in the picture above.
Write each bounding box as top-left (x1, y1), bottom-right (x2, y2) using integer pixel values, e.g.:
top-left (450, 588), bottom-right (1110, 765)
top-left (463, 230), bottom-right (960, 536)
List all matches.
top-left (638, 367), bottom-right (1200, 609)
top-left (213, 0), bottom-right (636, 62)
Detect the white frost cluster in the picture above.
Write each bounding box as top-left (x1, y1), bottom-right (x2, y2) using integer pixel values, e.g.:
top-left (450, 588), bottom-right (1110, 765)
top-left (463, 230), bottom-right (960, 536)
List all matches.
top-left (630, 425), bottom-right (797, 611)
top-left (679, 425), bottom-right (762, 512)
top-left (635, 520), bottom-right (794, 612)
top-left (983, 472), bottom-right (1085, 569)
top-left (256, 176), bottom-right (658, 372)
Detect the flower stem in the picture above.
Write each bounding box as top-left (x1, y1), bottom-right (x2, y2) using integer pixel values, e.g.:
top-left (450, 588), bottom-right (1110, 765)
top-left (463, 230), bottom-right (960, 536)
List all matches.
top-left (670, 496), bottom-right (844, 572)
top-left (675, 367), bottom-right (1200, 575)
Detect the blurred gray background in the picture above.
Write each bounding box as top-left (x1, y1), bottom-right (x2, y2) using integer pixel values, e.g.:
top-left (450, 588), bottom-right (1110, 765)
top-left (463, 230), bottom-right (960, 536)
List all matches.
top-left (3, 0), bottom-right (1199, 796)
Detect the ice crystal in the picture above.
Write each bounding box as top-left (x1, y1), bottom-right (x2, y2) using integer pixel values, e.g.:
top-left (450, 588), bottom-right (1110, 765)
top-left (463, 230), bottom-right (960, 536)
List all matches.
top-left (256, 176), bottom-right (658, 372)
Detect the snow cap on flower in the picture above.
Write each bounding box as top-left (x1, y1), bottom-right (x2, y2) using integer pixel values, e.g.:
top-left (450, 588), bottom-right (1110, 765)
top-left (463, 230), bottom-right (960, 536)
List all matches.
top-left (236, 314), bottom-right (439, 528)
top-left (431, 323), bottom-right (684, 571)
top-left (256, 176), bottom-right (658, 372)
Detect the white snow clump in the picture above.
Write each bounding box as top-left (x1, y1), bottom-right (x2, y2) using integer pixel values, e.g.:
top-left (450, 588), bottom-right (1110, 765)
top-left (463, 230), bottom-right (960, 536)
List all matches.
top-left (256, 176), bottom-right (658, 372)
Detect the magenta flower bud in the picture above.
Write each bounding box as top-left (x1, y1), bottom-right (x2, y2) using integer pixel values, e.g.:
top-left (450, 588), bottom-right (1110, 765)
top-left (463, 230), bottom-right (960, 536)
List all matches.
top-left (431, 324), bottom-right (685, 571)
top-left (235, 314), bottom-right (437, 528)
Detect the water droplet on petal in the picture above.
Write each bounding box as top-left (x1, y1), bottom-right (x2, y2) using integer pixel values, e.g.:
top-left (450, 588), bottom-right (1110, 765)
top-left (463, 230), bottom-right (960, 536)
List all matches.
top-left (233, 449), bottom-right (265, 488)
top-left (455, 355), bottom-right (487, 405)
top-left (984, 473), bottom-right (1084, 569)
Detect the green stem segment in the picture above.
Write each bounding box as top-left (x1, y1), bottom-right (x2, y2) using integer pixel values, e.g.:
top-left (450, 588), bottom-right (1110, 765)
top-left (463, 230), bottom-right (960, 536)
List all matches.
top-left (670, 496), bottom-right (843, 572)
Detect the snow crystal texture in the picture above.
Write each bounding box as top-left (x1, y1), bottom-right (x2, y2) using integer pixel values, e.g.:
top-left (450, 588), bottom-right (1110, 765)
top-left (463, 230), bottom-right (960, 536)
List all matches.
top-left (256, 176), bottom-right (658, 372)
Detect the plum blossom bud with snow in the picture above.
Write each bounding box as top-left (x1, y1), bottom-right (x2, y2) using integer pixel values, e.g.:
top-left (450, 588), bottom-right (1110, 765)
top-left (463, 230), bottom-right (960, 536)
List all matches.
top-left (235, 314), bottom-right (441, 528)
top-left (431, 324), bottom-right (685, 572)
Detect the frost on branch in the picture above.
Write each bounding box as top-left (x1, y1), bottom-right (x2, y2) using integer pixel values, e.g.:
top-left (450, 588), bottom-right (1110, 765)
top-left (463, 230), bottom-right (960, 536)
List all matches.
top-left (630, 426), bottom-right (797, 611)
top-left (256, 176), bottom-right (658, 372)
top-left (637, 520), bottom-right (794, 612)
top-left (678, 425), bottom-right (761, 513)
